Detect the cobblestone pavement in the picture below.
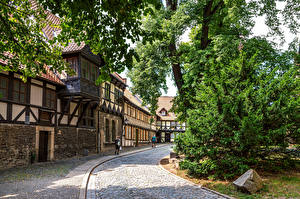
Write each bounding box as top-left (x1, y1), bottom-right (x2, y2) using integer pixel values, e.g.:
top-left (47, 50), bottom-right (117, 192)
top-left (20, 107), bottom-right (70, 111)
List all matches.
top-left (0, 144), bottom-right (160, 199)
top-left (91, 146), bottom-right (227, 199)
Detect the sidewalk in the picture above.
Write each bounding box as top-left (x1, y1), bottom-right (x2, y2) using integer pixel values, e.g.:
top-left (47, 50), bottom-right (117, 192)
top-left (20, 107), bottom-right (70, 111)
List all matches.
top-left (0, 143), bottom-right (169, 199)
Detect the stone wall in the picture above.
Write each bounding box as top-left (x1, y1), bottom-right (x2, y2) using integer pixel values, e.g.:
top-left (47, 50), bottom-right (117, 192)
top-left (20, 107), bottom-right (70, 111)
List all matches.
top-left (55, 127), bottom-right (97, 159)
top-left (99, 112), bottom-right (122, 152)
top-left (0, 124), bottom-right (98, 169)
top-left (0, 124), bottom-right (36, 169)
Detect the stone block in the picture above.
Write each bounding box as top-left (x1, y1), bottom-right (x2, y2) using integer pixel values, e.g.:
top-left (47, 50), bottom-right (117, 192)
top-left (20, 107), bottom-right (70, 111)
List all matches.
top-left (233, 169), bottom-right (263, 194)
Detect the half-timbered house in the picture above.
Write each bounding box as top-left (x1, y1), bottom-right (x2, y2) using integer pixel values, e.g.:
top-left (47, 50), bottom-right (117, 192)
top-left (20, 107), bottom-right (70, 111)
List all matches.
top-left (123, 90), bottom-right (156, 147)
top-left (156, 96), bottom-right (186, 143)
top-left (98, 73), bottom-right (126, 152)
top-left (0, 10), bottom-right (125, 169)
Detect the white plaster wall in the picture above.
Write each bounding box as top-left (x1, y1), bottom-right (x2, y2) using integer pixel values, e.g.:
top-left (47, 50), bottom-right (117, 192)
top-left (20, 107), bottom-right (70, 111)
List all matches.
top-left (12, 104), bottom-right (25, 121)
top-left (71, 117), bottom-right (77, 126)
top-left (57, 99), bottom-right (61, 112)
top-left (0, 102), bottom-right (7, 120)
top-left (30, 85), bottom-right (43, 106)
top-left (30, 107), bottom-right (39, 122)
top-left (70, 102), bottom-right (78, 115)
top-left (61, 115), bottom-right (68, 124)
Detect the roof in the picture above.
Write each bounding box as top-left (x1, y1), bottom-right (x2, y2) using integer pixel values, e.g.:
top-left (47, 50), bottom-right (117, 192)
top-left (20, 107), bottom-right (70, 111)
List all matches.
top-left (124, 89), bottom-right (150, 114)
top-left (156, 96), bottom-right (176, 121)
top-left (40, 66), bottom-right (64, 85)
top-left (112, 72), bottom-right (127, 84)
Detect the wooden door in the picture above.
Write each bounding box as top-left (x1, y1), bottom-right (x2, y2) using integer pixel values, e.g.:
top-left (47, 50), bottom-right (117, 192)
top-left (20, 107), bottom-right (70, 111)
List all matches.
top-left (38, 131), bottom-right (49, 162)
top-left (165, 133), bottom-right (171, 142)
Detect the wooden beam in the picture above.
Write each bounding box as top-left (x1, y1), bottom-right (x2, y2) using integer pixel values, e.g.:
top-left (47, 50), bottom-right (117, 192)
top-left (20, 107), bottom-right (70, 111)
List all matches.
top-left (12, 107), bottom-right (26, 122)
top-left (58, 97), bottom-right (72, 125)
top-left (68, 99), bottom-right (82, 125)
top-left (0, 113), bottom-right (4, 120)
top-left (29, 107), bottom-right (38, 122)
top-left (77, 101), bottom-right (90, 127)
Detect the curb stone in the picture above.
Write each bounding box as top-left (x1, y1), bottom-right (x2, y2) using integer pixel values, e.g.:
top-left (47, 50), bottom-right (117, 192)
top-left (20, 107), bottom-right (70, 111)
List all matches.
top-left (158, 159), bottom-right (235, 199)
top-left (79, 144), bottom-right (170, 199)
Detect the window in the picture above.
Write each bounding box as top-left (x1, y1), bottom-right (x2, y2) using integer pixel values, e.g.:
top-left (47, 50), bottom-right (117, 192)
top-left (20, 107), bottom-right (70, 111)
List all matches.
top-left (129, 126), bottom-right (132, 139)
top-left (127, 105), bottom-right (130, 115)
top-left (0, 77), bottom-right (8, 99)
top-left (114, 88), bottom-right (122, 105)
top-left (105, 118), bottom-right (110, 142)
top-left (130, 107), bottom-right (133, 117)
top-left (81, 59), bottom-right (88, 79)
top-left (91, 65), bottom-right (96, 82)
top-left (13, 79), bottom-right (27, 103)
top-left (65, 57), bottom-right (79, 77)
top-left (131, 111), bottom-right (139, 119)
top-left (45, 89), bottom-right (56, 109)
top-left (161, 110), bottom-right (167, 116)
top-left (104, 83), bottom-right (110, 100)
top-left (112, 120), bottom-right (116, 141)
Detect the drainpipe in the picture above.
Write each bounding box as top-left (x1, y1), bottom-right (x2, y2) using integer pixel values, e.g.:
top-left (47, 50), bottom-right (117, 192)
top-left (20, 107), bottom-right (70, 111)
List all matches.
top-left (97, 110), bottom-right (100, 153)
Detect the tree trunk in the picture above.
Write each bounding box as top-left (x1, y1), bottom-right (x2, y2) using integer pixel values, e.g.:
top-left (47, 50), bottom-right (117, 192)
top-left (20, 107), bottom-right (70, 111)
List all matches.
top-left (166, 0), bottom-right (184, 92)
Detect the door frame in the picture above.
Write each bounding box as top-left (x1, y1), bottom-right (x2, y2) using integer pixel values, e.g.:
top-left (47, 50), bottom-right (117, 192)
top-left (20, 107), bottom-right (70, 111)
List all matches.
top-left (35, 126), bottom-right (54, 162)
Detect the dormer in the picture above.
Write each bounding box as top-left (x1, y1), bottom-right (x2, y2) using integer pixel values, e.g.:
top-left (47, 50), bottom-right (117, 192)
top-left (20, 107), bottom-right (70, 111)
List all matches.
top-left (159, 108), bottom-right (168, 116)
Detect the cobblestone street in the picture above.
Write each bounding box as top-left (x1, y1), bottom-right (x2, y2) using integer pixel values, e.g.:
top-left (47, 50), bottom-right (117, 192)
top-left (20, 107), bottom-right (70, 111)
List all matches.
top-left (89, 145), bottom-right (227, 199)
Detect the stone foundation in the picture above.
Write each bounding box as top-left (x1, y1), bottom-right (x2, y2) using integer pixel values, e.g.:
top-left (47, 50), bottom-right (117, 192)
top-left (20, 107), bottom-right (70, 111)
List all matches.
top-left (0, 124), bottom-right (98, 169)
top-left (0, 124), bottom-right (36, 169)
top-left (55, 127), bottom-right (97, 159)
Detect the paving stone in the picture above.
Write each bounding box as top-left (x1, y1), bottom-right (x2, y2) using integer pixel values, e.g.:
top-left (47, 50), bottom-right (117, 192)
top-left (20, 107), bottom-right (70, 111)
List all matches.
top-left (90, 146), bottom-right (227, 199)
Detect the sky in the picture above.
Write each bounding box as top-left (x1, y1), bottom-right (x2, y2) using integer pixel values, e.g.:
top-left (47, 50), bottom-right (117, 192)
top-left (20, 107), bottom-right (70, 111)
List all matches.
top-left (121, 1), bottom-right (298, 97)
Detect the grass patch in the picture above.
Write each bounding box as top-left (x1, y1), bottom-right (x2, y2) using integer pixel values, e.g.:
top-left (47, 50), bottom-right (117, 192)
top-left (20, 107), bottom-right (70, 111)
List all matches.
top-left (161, 157), bottom-right (300, 199)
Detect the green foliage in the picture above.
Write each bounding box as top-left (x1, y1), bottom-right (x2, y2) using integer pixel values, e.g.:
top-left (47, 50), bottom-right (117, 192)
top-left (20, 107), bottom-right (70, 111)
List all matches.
top-left (38, 0), bottom-right (161, 81)
top-left (1, 0), bottom-right (161, 80)
top-left (175, 38), bottom-right (299, 179)
top-left (128, 0), bottom-right (299, 179)
top-left (0, 0), bottom-right (68, 80)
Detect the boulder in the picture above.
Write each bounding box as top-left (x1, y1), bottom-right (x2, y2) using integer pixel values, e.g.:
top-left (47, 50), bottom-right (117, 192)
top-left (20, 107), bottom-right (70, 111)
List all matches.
top-left (233, 169), bottom-right (263, 194)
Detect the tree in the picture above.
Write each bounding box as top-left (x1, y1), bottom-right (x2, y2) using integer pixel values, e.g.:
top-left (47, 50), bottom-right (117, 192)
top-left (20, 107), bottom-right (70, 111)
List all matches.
top-left (129, 0), bottom-right (299, 178)
top-left (0, 0), bottom-right (67, 80)
top-left (0, 0), bottom-right (160, 80)
top-left (176, 37), bottom-right (299, 179)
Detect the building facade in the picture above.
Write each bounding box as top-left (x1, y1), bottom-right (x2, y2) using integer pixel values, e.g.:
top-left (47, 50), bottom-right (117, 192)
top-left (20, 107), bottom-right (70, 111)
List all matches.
top-left (1, 10), bottom-right (183, 169)
top-left (123, 90), bottom-right (155, 147)
top-left (98, 73), bottom-right (126, 152)
top-left (156, 96), bottom-right (186, 143)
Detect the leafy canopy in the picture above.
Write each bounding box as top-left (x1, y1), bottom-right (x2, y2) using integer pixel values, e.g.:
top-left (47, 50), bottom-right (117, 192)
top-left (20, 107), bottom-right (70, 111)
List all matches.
top-left (0, 0), bottom-right (67, 80)
top-left (0, 0), bottom-right (161, 80)
top-left (129, 0), bottom-right (299, 179)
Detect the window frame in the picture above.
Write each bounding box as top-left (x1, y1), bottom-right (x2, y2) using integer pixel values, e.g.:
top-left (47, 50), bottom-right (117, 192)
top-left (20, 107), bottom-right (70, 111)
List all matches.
top-left (105, 118), bottom-right (110, 142)
top-left (45, 88), bottom-right (56, 109)
top-left (13, 79), bottom-right (27, 104)
top-left (104, 83), bottom-right (111, 100)
top-left (0, 76), bottom-right (9, 100)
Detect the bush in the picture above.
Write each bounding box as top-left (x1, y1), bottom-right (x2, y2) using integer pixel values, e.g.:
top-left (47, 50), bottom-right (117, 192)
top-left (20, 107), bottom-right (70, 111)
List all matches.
top-left (175, 39), bottom-right (299, 179)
